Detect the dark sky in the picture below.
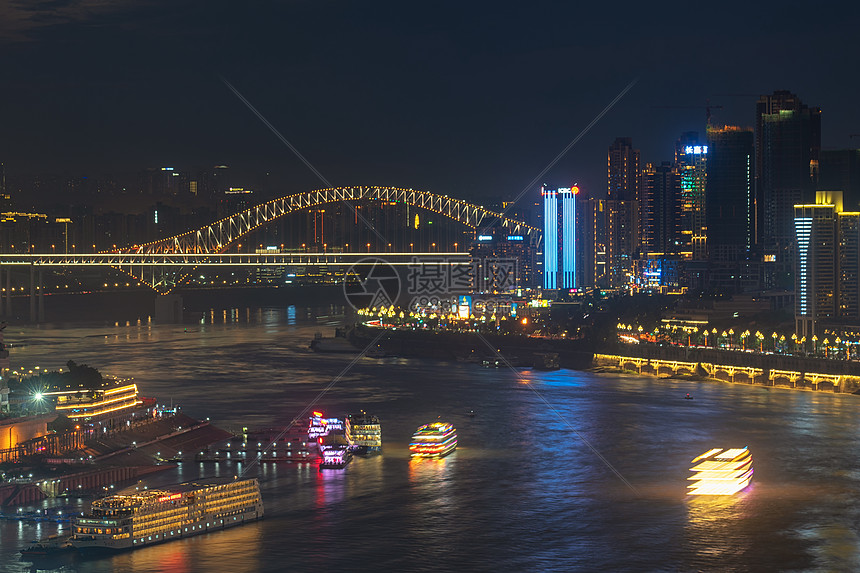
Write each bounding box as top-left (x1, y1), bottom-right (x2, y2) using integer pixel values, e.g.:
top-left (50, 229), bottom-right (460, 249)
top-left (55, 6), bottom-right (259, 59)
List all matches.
top-left (2, 0), bottom-right (858, 205)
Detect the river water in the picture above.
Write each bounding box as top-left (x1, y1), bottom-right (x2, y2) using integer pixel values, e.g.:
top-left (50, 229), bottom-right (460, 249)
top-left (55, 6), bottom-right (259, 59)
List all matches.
top-left (2, 304), bottom-right (860, 572)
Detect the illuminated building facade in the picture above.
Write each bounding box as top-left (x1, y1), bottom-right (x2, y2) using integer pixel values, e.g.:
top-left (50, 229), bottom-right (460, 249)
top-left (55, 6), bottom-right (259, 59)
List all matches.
top-left (470, 227), bottom-right (537, 290)
top-left (794, 191), bottom-right (860, 338)
top-left (541, 185), bottom-right (579, 290)
top-left (675, 133), bottom-right (708, 260)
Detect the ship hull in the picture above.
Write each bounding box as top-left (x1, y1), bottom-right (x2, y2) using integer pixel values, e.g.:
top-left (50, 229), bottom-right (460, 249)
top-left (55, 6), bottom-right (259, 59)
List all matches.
top-left (74, 507), bottom-right (263, 553)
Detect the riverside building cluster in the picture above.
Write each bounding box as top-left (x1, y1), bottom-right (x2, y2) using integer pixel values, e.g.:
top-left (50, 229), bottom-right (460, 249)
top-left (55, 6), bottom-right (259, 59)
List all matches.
top-left (472, 90), bottom-right (859, 340)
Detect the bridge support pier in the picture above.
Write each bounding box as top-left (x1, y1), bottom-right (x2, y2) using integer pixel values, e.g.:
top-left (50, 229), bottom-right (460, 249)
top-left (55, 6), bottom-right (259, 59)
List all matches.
top-left (154, 294), bottom-right (183, 323)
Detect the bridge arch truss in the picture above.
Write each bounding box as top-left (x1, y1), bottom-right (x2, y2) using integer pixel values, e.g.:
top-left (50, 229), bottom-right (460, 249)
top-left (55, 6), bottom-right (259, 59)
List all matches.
top-left (126, 186), bottom-right (540, 255)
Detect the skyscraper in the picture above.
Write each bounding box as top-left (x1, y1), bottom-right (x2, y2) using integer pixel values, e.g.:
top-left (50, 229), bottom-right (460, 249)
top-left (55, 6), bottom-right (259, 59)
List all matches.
top-left (794, 191), bottom-right (860, 338)
top-left (606, 137), bottom-right (641, 287)
top-left (641, 162), bottom-right (682, 257)
top-left (608, 137), bottom-right (641, 202)
top-left (706, 125), bottom-right (754, 263)
top-left (795, 193), bottom-right (838, 338)
top-left (541, 185), bottom-right (579, 290)
top-left (578, 196), bottom-right (608, 288)
top-left (543, 187), bottom-right (558, 289)
top-left (756, 91), bottom-right (821, 252)
top-left (675, 133), bottom-right (708, 260)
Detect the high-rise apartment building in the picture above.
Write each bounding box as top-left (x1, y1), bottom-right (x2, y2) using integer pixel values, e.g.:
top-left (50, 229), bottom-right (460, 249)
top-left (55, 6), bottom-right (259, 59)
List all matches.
top-left (706, 125), bottom-right (754, 263)
top-left (756, 91), bottom-right (821, 253)
top-left (794, 191), bottom-right (860, 338)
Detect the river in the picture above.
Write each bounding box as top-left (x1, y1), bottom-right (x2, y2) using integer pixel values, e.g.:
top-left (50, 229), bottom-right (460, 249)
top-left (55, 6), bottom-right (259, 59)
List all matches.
top-left (2, 302), bottom-right (860, 572)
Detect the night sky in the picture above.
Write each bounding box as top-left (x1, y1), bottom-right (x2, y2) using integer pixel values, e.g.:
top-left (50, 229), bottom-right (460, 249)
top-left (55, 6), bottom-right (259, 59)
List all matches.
top-left (2, 1), bottom-right (858, 205)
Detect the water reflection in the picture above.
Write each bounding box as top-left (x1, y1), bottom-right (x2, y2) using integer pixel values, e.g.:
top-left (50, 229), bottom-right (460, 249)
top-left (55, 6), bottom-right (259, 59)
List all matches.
top-left (685, 489), bottom-right (754, 563)
top-left (7, 306), bottom-right (860, 571)
top-left (408, 455), bottom-right (456, 514)
top-left (315, 466), bottom-right (348, 508)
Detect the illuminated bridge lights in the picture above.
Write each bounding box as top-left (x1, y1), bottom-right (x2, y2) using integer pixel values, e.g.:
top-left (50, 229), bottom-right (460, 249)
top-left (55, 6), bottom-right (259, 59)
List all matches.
top-left (123, 186), bottom-right (539, 257)
top-left (688, 447), bottom-right (753, 495)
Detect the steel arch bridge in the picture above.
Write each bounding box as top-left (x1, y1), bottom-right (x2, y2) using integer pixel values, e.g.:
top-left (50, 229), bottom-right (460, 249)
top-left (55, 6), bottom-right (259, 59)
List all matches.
top-left (124, 185), bottom-right (540, 255)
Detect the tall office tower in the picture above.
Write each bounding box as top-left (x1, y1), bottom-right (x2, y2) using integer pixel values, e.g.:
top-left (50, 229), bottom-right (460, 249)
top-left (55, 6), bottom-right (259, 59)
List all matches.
top-left (542, 187), bottom-right (558, 289)
top-left (641, 162), bottom-right (682, 257)
top-left (606, 138), bottom-right (641, 287)
top-left (756, 91), bottom-right (821, 252)
top-left (706, 125), bottom-right (754, 262)
top-left (541, 185), bottom-right (579, 290)
top-left (675, 133), bottom-right (708, 260)
top-left (819, 149), bottom-right (860, 211)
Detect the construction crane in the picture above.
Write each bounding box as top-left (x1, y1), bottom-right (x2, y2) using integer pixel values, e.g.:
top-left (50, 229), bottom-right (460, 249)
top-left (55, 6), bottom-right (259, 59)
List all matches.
top-left (652, 100), bottom-right (724, 126)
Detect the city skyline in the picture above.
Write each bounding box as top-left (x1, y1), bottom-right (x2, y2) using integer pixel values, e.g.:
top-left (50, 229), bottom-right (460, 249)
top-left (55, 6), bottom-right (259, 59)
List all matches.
top-left (2, 1), bottom-right (859, 206)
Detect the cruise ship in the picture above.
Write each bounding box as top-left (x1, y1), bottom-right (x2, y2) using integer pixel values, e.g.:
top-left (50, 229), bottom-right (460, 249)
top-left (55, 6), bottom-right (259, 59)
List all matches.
top-left (345, 411), bottom-right (382, 453)
top-left (688, 447), bottom-right (754, 495)
top-left (71, 478), bottom-right (263, 552)
top-left (409, 422), bottom-right (457, 458)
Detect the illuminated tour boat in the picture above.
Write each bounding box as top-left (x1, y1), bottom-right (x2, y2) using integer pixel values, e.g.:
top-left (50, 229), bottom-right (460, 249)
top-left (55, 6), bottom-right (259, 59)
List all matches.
top-left (70, 478), bottom-right (263, 552)
top-left (345, 411), bottom-right (382, 454)
top-left (688, 447), bottom-right (753, 495)
top-left (318, 433), bottom-right (352, 469)
top-left (409, 422), bottom-right (458, 458)
top-left (308, 411), bottom-right (344, 441)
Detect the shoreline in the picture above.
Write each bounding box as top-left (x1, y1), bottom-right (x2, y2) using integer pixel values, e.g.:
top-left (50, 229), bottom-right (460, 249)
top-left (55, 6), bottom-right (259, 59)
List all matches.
top-left (347, 324), bottom-right (860, 395)
top-left (591, 353), bottom-right (860, 394)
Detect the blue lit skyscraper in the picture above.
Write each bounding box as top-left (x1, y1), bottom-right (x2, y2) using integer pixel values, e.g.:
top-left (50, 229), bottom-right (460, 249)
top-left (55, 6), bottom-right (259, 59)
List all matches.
top-left (541, 185), bottom-right (579, 290)
top-left (561, 188), bottom-right (577, 288)
top-left (542, 186), bottom-right (558, 289)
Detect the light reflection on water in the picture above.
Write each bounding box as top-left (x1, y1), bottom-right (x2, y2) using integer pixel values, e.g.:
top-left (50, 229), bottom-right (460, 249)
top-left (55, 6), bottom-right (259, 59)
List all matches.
top-left (3, 306), bottom-right (860, 571)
